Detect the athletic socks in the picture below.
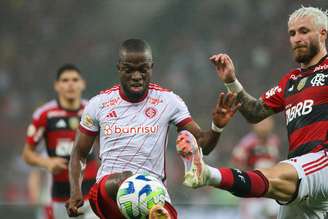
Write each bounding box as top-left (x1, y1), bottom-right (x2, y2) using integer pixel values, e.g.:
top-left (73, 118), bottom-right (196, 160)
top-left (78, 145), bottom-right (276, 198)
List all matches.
top-left (206, 167), bottom-right (269, 197)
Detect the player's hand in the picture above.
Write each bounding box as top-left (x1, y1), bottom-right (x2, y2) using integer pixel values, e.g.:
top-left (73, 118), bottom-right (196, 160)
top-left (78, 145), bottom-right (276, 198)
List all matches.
top-left (66, 194), bottom-right (84, 217)
top-left (46, 157), bottom-right (68, 174)
top-left (212, 92), bottom-right (241, 128)
top-left (209, 53), bottom-right (236, 83)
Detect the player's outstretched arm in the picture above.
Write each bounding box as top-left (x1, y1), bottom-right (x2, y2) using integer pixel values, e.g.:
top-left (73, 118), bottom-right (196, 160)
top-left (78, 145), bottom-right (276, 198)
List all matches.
top-left (210, 53), bottom-right (275, 123)
top-left (180, 92), bottom-right (240, 155)
top-left (237, 90), bottom-right (275, 123)
top-left (22, 144), bottom-right (68, 174)
top-left (66, 130), bottom-right (96, 217)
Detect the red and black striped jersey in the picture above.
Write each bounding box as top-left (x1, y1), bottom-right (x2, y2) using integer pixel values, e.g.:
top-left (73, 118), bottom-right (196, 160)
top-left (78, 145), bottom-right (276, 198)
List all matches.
top-left (261, 55), bottom-right (328, 158)
top-left (25, 99), bottom-right (98, 202)
top-left (231, 133), bottom-right (280, 169)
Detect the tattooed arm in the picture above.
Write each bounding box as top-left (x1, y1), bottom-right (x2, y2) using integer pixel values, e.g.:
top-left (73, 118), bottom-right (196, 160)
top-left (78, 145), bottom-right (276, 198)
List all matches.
top-left (210, 53), bottom-right (276, 123)
top-left (237, 90), bottom-right (275, 123)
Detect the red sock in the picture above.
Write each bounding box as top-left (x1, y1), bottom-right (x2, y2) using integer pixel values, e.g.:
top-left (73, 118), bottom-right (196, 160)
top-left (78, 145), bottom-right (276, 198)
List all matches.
top-left (217, 168), bottom-right (269, 197)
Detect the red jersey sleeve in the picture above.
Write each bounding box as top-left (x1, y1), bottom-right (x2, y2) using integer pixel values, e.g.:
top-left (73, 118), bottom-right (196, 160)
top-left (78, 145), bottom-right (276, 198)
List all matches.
top-left (260, 77), bottom-right (286, 113)
top-left (25, 110), bottom-right (47, 148)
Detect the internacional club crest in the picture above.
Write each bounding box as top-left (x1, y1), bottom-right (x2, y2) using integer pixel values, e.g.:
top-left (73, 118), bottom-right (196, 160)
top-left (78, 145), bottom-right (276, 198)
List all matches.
top-left (144, 107), bottom-right (157, 119)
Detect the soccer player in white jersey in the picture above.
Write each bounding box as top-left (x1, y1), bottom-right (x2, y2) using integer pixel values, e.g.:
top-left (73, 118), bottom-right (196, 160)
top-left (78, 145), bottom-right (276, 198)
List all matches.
top-left (178, 6), bottom-right (328, 219)
top-left (66, 39), bottom-right (240, 219)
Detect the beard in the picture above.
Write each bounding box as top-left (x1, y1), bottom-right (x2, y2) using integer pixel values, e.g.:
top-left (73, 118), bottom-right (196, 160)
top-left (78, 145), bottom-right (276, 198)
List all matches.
top-left (293, 40), bottom-right (319, 64)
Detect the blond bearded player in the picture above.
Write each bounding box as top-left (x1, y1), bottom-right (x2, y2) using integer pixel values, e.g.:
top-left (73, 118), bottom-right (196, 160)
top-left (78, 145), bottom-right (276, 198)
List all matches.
top-left (178, 6), bottom-right (328, 219)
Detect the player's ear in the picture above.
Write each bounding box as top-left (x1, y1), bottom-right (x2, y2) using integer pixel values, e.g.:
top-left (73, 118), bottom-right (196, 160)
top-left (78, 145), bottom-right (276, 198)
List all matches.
top-left (54, 80), bottom-right (59, 93)
top-left (319, 27), bottom-right (327, 40)
top-left (80, 78), bottom-right (86, 91)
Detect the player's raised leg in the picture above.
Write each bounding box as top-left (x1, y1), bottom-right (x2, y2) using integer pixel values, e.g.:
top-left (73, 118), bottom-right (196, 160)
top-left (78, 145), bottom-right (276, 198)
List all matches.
top-left (177, 130), bottom-right (299, 201)
top-left (88, 172), bottom-right (132, 219)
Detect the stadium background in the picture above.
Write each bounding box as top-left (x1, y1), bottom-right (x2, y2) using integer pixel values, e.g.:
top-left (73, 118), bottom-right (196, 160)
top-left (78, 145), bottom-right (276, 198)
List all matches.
top-left (0, 0), bottom-right (327, 218)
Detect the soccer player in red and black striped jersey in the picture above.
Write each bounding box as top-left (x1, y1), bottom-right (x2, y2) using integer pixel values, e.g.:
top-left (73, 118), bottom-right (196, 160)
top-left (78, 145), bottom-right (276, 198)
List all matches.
top-left (22, 64), bottom-right (98, 219)
top-left (178, 6), bottom-right (328, 219)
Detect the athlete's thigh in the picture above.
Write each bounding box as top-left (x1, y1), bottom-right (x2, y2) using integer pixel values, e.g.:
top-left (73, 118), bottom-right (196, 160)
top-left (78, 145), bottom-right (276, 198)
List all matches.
top-left (278, 150), bottom-right (328, 218)
top-left (259, 162), bottom-right (299, 201)
top-left (88, 174), bottom-right (126, 219)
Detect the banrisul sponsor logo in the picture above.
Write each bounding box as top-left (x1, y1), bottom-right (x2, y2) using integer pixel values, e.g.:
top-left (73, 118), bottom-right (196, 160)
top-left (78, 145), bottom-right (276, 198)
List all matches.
top-left (104, 125), bottom-right (159, 135)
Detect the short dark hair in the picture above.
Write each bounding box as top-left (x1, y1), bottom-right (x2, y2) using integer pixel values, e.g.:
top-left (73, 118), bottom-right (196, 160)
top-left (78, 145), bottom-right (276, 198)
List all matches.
top-left (119, 39), bottom-right (152, 61)
top-left (56, 63), bottom-right (81, 80)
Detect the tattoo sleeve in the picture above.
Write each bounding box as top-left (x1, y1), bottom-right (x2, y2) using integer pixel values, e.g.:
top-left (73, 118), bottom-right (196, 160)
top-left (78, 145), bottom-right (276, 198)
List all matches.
top-left (237, 90), bottom-right (275, 123)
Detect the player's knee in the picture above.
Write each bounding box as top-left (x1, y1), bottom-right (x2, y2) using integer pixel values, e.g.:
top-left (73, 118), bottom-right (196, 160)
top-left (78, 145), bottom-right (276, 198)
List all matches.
top-left (103, 171), bottom-right (133, 199)
top-left (259, 164), bottom-right (298, 201)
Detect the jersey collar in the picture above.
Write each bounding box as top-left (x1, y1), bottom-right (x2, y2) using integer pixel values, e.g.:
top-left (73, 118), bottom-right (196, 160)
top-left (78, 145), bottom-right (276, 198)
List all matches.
top-left (56, 98), bottom-right (83, 112)
top-left (300, 54), bottom-right (328, 73)
top-left (119, 85), bottom-right (148, 103)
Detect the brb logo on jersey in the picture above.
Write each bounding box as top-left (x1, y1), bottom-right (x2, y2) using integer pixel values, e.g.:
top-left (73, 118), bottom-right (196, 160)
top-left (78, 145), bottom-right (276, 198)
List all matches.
top-left (285, 99), bottom-right (313, 125)
top-left (103, 125), bottom-right (159, 135)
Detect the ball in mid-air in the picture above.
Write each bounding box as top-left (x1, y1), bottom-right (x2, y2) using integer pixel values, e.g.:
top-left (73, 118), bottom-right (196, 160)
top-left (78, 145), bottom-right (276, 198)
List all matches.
top-left (116, 173), bottom-right (169, 219)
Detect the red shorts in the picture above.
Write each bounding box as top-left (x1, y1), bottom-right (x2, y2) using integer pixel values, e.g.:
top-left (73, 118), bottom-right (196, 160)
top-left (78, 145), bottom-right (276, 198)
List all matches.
top-left (88, 174), bottom-right (178, 219)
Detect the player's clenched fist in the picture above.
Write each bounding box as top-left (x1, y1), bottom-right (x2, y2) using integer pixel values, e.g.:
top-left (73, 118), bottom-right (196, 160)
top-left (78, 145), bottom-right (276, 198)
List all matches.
top-left (212, 92), bottom-right (240, 129)
top-left (209, 54), bottom-right (236, 83)
top-left (66, 195), bottom-right (84, 217)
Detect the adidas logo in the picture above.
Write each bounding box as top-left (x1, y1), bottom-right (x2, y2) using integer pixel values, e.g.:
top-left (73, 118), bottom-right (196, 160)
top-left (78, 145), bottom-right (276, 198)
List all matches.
top-left (56, 119), bottom-right (67, 128)
top-left (106, 110), bottom-right (117, 118)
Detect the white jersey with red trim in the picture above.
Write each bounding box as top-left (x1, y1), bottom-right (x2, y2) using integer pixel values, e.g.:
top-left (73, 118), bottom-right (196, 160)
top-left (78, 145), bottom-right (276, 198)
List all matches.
top-left (79, 83), bottom-right (192, 181)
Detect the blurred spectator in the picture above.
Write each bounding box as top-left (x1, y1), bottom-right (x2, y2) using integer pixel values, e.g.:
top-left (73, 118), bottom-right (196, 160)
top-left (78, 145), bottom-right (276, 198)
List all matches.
top-left (231, 117), bottom-right (280, 219)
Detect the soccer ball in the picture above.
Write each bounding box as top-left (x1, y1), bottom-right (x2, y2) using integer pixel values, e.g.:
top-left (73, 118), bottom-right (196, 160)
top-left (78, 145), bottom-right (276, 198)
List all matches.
top-left (116, 173), bottom-right (169, 219)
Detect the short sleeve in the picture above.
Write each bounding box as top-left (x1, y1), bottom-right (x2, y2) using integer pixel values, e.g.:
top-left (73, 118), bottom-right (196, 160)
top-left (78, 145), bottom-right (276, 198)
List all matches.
top-left (169, 92), bottom-right (192, 127)
top-left (79, 96), bottom-right (100, 136)
top-left (25, 110), bottom-right (47, 148)
top-left (260, 78), bottom-right (286, 113)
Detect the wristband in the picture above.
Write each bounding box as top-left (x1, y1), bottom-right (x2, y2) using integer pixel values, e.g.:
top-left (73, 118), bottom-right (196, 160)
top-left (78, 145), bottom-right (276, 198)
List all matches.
top-left (224, 79), bottom-right (243, 93)
top-left (211, 122), bottom-right (224, 133)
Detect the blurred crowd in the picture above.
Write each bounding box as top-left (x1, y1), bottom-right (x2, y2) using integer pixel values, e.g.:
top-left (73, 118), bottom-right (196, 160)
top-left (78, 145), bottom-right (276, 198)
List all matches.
top-left (0, 0), bottom-right (327, 210)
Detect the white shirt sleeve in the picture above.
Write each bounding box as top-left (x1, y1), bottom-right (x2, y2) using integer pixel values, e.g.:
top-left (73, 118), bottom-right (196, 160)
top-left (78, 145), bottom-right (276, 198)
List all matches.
top-left (80, 95), bottom-right (100, 133)
top-left (169, 91), bottom-right (192, 126)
